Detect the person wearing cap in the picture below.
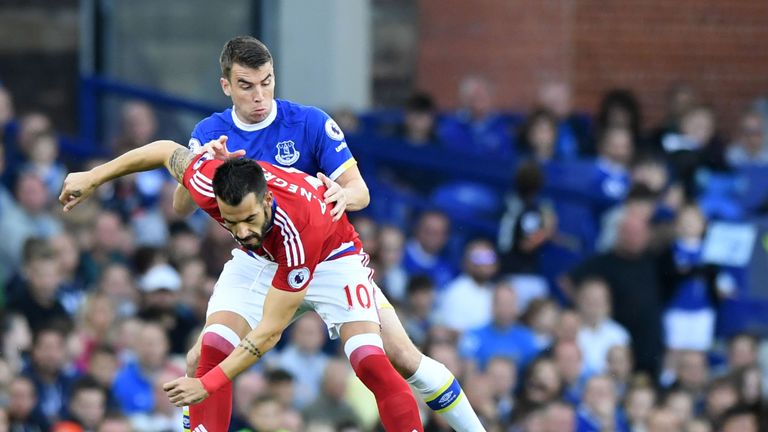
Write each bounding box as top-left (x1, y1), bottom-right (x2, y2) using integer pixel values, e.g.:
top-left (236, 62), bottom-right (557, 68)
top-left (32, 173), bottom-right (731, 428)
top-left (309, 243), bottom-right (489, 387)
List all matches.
top-left (436, 239), bottom-right (500, 331)
top-left (137, 264), bottom-right (200, 355)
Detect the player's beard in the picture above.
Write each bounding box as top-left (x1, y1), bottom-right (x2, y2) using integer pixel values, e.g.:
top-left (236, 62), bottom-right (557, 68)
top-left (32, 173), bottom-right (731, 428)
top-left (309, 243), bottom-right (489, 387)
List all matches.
top-left (236, 210), bottom-right (272, 251)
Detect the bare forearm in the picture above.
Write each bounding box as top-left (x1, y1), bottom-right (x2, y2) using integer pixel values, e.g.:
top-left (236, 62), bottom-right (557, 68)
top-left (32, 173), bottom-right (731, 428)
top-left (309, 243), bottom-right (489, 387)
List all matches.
top-left (218, 326), bottom-right (282, 379)
top-left (91, 140), bottom-right (182, 185)
top-left (342, 178), bottom-right (370, 211)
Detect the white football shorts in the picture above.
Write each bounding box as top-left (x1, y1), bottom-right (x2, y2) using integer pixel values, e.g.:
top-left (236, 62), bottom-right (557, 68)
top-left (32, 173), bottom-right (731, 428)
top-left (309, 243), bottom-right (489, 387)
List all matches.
top-left (207, 249), bottom-right (390, 339)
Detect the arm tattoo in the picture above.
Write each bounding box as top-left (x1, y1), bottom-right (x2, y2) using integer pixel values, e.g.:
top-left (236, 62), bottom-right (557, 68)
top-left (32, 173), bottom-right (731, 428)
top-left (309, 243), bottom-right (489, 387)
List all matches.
top-left (168, 147), bottom-right (196, 183)
top-left (239, 337), bottom-right (263, 359)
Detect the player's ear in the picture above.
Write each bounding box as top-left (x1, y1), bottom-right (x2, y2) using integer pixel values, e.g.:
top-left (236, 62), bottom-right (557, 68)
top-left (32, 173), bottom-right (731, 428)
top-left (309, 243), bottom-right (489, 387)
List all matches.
top-left (220, 77), bottom-right (231, 97)
top-left (263, 191), bottom-right (273, 207)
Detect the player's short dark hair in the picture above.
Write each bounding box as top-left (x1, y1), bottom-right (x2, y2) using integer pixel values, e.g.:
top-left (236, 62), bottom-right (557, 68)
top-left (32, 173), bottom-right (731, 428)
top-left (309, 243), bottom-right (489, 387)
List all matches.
top-left (212, 158), bottom-right (268, 206)
top-left (220, 35), bottom-right (273, 79)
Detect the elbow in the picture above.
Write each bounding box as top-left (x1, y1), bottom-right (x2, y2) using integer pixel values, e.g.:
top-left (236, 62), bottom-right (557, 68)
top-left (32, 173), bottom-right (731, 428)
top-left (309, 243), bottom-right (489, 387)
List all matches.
top-left (173, 200), bottom-right (193, 216)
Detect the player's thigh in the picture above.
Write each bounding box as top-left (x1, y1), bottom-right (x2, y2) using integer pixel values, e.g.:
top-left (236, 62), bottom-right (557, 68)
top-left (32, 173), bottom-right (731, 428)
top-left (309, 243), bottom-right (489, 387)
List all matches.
top-left (207, 249), bottom-right (275, 329)
top-left (307, 255), bottom-right (381, 340)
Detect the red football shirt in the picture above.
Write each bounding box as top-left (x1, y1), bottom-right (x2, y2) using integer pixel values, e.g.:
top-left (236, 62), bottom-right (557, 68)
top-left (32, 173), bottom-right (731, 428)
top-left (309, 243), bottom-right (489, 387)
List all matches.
top-left (183, 153), bottom-right (362, 291)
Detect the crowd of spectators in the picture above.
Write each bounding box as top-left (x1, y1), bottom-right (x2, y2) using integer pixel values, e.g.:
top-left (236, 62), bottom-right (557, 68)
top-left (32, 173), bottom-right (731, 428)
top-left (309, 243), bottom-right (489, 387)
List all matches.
top-left (0, 73), bottom-right (767, 432)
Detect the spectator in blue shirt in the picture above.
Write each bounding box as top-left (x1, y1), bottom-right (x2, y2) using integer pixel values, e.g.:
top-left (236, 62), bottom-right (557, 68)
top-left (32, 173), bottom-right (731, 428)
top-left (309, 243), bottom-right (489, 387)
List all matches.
top-left (22, 326), bottom-right (79, 424)
top-left (459, 283), bottom-right (538, 372)
top-left (538, 80), bottom-right (593, 159)
top-left (112, 321), bottom-right (171, 415)
top-left (576, 375), bottom-right (629, 432)
top-left (437, 75), bottom-right (514, 159)
top-left (402, 210), bottom-right (457, 290)
top-left (517, 109), bottom-right (558, 165)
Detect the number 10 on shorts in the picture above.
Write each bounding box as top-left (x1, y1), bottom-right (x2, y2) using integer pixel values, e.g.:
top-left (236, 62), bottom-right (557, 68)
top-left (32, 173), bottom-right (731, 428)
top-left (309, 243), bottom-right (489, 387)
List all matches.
top-left (344, 284), bottom-right (372, 309)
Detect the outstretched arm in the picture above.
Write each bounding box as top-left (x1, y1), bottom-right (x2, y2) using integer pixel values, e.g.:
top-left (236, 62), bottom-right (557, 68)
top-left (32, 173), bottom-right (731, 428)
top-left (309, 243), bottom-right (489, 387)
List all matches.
top-left (59, 140), bottom-right (194, 211)
top-left (163, 285), bottom-right (307, 406)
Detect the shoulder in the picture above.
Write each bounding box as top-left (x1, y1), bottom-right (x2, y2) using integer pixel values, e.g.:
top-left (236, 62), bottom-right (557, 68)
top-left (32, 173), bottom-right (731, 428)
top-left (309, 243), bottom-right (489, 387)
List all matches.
top-left (278, 99), bottom-right (328, 122)
top-left (194, 109), bottom-right (233, 130)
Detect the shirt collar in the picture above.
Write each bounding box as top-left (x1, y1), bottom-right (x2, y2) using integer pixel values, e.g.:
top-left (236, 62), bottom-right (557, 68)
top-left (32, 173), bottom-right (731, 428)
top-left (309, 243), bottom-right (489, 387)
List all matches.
top-left (231, 100), bottom-right (278, 131)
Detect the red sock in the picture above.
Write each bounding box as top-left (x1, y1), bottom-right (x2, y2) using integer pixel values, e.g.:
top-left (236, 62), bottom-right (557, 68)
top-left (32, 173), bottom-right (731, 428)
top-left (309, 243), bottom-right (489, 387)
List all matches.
top-left (191, 325), bottom-right (239, 432)
top-left (346, 335), bottom-right (423, 431)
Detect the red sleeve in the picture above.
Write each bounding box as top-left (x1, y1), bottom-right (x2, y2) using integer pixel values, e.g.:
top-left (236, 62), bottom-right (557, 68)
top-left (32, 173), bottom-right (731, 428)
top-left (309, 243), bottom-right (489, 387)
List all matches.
top-left (182, 152), bottom-right (222, 213)
top-left (270, 212), bottom-right (325, 292)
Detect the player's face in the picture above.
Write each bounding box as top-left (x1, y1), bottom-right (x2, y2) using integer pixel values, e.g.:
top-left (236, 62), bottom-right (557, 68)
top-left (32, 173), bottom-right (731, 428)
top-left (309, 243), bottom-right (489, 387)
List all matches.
top-left (219, 191), bottom-right (273, 251)
top-left (221, 62), bottom-right (275, 124)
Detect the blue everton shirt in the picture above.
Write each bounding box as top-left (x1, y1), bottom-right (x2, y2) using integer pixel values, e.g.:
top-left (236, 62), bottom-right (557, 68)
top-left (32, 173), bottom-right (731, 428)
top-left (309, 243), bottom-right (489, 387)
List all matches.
top-left (188, 99), bottom-right (356, 180)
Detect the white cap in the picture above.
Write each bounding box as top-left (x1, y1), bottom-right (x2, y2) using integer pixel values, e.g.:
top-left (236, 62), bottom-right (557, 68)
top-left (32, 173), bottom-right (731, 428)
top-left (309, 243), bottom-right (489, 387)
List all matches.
top-left (140, 264), bottom-right (181, 292)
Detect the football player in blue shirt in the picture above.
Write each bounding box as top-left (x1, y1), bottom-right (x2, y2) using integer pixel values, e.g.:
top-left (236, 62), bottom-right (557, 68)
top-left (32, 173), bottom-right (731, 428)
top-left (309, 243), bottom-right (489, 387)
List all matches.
top-left (177, 36), bottom-right (484, 431)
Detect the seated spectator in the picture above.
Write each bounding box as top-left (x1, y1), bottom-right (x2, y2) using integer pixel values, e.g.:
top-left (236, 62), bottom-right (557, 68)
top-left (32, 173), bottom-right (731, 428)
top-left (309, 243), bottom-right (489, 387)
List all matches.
top-left (575, 277), bottom-right (631, 374)
top-left (606, 345), bottom-right (634, 398)
top-left (302, 359), bottom-right (360, 426)
top-left (112, 101), bottom-right (158, 156)
top-left (704, 376), bottom-right (739, 423)
top-left (400, 275), bottom-right (436, 347)
top-left (112, 321), bottom-right (174, 415)
top-left (519, 298), bottom-right (559, 350)
top-left (512, 357), bottom-right (562, 423)
top-left (73, 293), bottom-right (117, 372)
top-left (554, 308), bottom-right (581, 344)
top-left (56, 376), bottom-right (107, 432)
top-left (565, 211), bottom-right (665, 375)
top-left (243, 395), bottom-right (285, 432)
top-left (78, 211), bottom-right (130, 288)
top-left (726, 109), bottom-right (768, 165)
top-left (726, 333), bottom-right (760, 370)
top-left (8, 376), bottom-right (50, 431)
top-left (4, 111), bottom-right (53, 177)
top-left (86, 346), bottom-right (119, 411)
top-left (0, 172), bottom-right (62, 280)
top-left (265, 369), bottom-right (296, 411)
top-left (7, 239), bottom-right (70, 331)
top-left (23, 326), bottom-right (79, 424)
top-left (398, 92), bottom-right (438, 147)
top-left (624, 384), bottom-right (656, 432)
top-left (666, 350), bottom-right (709, 409)
top-left (595, 89), bottom-right (644, 147)
top-left (96, 263), bottom-right (138, 318)
top-left (537, 80), bottom-right (592, 158)
top-left (22, 130), bottom-right (67, 199)
top-left (553, 341), bottom-right (591, 405)
top-left (590, 126), bottom-right (634, 209)
top-left (659, 204), bottom-right (723, 352)
top-left (436, 239), bottom-right (498, 331)
top-left (661, 105), bottom-right (727, 199)
top-left (645, 408), bottom-right (683, 432)
top-left (649, 82), bottom-right (700, 153)
top-left (437, 75), bottom-right (514, 159)
top-left (686, 418), bottom-right (712, 432)
top-left (51, 232), bottom-right (87, 314)
top-left (575, 375), bottom-right (629, 432)
top-left (230, 371), bottom-right (267, 431)
top-left (1, 313), bottom-right (32, 373)
top-left (96, 414), bottom-right (132, 432)
top-left (497, 162), bottom-right (554, 308)
top-left (717, 405), bottom-right (759, 432)
top-left (517, 109), bottom-right (558, 164)
top-left (373, 225), bottom-right (408, 302)
top-left (129, 369), bottom-right (183, 432)
top-left (544, 400), bottom-right (576, 432)
top-left (402, 210), bottom-right (456, 290)
top-left (484, 356), bottom-right (516, 423)
top-left (268, 314), bottom-right (330, 409)
top-left (137, 263), bottom-right (199, 355)
top-left (663, 388), bottom-right (695, 427)
top-left (459, 284), bottom-right (539, 371)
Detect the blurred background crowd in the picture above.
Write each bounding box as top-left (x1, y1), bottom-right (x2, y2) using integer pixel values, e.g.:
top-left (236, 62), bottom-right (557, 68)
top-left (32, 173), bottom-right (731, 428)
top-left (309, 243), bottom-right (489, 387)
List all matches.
top-left (1, 1), bottom-right (768, 432)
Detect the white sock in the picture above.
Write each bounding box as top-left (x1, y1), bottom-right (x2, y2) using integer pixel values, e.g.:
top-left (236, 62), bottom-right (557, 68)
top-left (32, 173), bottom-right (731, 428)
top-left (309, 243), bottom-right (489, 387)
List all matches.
top-left (406, 355), bottom-right (486, 432)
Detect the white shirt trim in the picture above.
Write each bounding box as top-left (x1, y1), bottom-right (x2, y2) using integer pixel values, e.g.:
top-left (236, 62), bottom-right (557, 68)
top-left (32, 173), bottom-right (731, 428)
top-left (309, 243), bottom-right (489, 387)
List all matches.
top-left (231, 100), bottom-right (278, 131)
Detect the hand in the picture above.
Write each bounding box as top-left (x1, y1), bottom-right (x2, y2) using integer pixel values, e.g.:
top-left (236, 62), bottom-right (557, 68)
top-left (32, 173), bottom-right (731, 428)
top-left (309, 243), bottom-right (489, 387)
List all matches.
top-left (163, 377), bottom-right (209, 407)
top-left (317, 172), bottom-right (347, 221)
top-left (203, 135), bottom-right (245, 160)
top-left (58, 171), bottom-right (99, 212)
